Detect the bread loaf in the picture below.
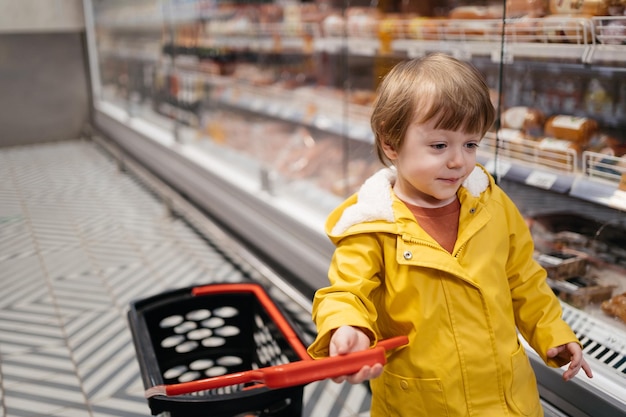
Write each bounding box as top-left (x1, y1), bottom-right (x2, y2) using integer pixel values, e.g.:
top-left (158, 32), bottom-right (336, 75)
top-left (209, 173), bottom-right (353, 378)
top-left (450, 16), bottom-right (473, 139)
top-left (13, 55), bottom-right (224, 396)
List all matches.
top-left (538, 137), bottom-right (581, 168)
top-left (501, 106), bottom-right (545, 137)
top-left (544, 115), bottom-right (598, 144)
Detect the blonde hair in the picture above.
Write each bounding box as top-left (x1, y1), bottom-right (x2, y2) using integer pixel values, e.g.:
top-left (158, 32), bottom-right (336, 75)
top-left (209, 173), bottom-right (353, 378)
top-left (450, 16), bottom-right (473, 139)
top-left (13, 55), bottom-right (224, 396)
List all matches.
top-left (371, 53), bottom-right (496, 166)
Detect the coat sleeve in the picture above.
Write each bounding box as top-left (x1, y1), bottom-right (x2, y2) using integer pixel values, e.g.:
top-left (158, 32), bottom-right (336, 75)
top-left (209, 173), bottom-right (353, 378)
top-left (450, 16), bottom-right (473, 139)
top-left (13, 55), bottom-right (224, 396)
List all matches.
top-left (503, 195), bottom-right (580, 368)
top-left (307, 233), bottom-right (384, 359)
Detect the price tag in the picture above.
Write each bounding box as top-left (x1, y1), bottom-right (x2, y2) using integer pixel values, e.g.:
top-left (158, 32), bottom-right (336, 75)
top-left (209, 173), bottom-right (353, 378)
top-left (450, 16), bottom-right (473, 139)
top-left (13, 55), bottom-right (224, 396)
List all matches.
top-left (525, 170), bottom-right (557, 190)
top-left (484, 159), bottom-right (512, 178)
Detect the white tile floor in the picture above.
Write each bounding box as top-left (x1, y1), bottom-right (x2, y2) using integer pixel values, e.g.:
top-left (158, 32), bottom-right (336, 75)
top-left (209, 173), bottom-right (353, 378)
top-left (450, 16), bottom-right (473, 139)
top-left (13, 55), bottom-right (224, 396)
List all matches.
top-left (0, 139), bottom-right (371, 417)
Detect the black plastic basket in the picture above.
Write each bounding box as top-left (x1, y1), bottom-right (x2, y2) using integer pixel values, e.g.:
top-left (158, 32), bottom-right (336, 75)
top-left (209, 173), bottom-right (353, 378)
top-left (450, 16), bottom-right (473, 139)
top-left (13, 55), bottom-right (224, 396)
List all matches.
top-left (128, 282), bottom-right (407, 417)
top-left (128, 282), bottom-right (309, 417)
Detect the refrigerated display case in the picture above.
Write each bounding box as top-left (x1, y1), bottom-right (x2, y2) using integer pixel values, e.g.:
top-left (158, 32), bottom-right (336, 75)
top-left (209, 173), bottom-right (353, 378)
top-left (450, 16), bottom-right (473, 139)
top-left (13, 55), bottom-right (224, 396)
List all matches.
top-left (83, 0), bottom-right (626, 415)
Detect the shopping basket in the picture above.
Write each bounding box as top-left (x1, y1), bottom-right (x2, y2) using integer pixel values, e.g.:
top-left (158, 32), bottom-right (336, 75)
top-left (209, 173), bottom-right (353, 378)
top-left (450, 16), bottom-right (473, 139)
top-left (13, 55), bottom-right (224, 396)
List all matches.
top-left (128, 282), bottom-right (407, 417)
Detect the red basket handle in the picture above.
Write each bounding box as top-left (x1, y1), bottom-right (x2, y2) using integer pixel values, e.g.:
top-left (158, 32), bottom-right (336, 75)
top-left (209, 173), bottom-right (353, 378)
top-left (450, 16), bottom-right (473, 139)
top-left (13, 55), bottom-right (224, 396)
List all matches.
top-left (145, 335), bottom-right (408, 398)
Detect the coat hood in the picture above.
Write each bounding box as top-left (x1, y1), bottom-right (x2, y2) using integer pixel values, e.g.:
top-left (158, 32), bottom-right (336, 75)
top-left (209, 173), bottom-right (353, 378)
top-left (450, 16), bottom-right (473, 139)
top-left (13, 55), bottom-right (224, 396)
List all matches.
top-left (330, 164), bottom-right (492, 236)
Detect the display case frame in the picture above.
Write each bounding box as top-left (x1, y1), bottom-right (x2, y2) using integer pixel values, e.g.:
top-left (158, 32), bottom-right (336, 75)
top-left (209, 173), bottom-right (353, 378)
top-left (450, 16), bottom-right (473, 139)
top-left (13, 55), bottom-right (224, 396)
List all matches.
top-left (83, 1), bottom-right (626, 415)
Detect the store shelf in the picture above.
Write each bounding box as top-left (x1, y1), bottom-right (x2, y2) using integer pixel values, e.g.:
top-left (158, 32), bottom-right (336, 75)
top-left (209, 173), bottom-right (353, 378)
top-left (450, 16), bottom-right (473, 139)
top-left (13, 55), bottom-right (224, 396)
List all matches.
top-left (97, 11), bottom-right (626, 65)
top-left (130, 57), bottom-right (626, 209)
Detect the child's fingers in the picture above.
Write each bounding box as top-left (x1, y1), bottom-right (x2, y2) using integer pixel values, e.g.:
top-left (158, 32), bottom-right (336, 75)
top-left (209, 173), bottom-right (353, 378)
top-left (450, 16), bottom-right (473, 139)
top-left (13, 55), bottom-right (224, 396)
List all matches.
top-left (562, 353), bottom-right (593, 381)
top-left (580, 358), bottom-right (593, 379)
top-left (333, 363), bottom-right (384, 385)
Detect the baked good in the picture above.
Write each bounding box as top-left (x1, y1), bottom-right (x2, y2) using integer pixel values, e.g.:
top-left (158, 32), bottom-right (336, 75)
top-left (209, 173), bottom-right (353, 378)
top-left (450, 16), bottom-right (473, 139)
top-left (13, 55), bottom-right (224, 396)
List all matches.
top-left (501, 106), bottom-right (545, 137)
top-left (544, 115), bottom-right (598, 145)
top-left (602, 292), bottom-right (626, 323)
top-left (537, 137), bottom-right (581, 169)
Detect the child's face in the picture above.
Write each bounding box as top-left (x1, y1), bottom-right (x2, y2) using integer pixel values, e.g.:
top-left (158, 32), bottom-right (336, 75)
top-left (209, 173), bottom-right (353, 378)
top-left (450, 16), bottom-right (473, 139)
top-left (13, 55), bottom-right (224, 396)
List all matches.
top-left (382, 117), bottom-right (481, 208)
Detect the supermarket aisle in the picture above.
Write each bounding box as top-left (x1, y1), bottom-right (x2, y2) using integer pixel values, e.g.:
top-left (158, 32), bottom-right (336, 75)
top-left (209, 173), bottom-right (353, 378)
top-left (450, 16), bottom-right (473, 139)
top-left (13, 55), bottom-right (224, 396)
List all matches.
top-left (0, 139), bottom-right (371, 417)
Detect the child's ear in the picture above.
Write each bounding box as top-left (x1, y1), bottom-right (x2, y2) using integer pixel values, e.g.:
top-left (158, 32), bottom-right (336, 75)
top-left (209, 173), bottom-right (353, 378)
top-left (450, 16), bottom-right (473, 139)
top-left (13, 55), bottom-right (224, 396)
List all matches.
top-left (381, 140), bottom-right (398, 161)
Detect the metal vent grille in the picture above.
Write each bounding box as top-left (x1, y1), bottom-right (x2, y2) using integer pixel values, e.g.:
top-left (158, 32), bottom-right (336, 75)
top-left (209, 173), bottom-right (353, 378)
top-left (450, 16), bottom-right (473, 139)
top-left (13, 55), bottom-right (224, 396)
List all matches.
top-left (561, 304), bottom-right (626, 376)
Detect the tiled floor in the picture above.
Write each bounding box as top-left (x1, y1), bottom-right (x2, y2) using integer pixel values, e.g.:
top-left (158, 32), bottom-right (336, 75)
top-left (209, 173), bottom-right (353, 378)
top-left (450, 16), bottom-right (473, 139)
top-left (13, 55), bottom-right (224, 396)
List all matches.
top-left (0, 139), bottom-right (371, 417)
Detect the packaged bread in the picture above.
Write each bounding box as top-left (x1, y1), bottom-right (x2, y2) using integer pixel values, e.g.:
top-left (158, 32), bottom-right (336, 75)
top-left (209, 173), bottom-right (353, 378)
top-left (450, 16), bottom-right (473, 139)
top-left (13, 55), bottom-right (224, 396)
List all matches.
top-left (544, 115), bottom-right (598, 144)
top-left (537, 137), bottom-right (581, 168)
top-left (498, 129), bottom-right (537, 156)
top-left (602, 292), bottom-right (626, 323)
top-left (498, 128), bottom-right (530, 143)
top-left (501, 106), bottom-right (545, 137)
top-left (538, 137), bottom-right (581, 151)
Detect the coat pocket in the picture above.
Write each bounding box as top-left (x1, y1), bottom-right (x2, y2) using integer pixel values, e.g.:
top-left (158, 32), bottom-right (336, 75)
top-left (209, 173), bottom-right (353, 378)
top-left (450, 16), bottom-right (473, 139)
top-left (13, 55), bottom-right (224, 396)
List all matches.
top-left (379, 370), bottom-right (449, 416)
top-left (510, 344), bottom-right (541, 416)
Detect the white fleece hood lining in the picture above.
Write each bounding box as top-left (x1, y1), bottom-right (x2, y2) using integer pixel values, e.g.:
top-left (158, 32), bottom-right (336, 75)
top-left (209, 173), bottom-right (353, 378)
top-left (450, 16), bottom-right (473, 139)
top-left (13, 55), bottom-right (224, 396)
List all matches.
top-left (331, 166), bottom-right (489, 235)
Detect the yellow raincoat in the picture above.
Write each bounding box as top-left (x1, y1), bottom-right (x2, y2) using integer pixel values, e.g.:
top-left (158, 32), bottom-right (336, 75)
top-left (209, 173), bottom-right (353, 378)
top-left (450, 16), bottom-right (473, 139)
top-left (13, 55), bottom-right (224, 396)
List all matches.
top-left (308, 165), bottom-right (580, 417)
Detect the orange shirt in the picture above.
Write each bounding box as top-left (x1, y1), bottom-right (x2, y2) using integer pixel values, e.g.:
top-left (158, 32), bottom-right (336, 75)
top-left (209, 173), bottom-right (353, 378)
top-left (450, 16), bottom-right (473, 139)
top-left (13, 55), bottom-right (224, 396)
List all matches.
top-left (402, 198), bottom-right (461, 253)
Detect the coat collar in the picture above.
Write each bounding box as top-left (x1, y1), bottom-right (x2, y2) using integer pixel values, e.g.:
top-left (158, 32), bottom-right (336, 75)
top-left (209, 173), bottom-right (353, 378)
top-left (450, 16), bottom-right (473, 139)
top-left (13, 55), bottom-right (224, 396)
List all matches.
top-left (331, 165), bottom-right (490, 235)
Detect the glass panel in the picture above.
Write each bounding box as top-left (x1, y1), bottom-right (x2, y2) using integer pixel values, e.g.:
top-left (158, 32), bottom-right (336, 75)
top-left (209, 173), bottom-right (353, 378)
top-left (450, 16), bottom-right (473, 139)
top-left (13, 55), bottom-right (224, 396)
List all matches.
top-left (92, 0), bottom-right (164, 122)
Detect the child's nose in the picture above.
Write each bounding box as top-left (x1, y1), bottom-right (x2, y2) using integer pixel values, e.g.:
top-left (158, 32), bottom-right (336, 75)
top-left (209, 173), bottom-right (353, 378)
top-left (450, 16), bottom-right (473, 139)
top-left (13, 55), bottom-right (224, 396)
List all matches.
top-left (447, 148), bottom-right (465, 168)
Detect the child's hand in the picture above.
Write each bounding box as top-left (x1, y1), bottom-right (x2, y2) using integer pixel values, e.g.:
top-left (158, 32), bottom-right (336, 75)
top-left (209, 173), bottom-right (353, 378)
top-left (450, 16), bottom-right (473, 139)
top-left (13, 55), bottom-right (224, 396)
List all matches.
top-left (329, 325), bottom-right (383, 384)
top-left (547, 342), bottom-right (593, 381)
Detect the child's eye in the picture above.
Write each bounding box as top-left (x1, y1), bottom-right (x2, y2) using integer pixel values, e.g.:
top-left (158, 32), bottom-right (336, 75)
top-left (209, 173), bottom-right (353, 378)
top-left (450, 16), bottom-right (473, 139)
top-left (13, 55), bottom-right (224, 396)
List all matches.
top-left (466, 142), bottom-right (479, 149)
top-left (431, 143), bottom-right (446, 150)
